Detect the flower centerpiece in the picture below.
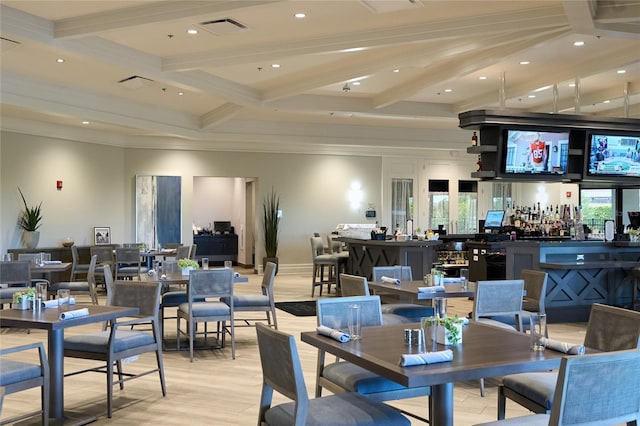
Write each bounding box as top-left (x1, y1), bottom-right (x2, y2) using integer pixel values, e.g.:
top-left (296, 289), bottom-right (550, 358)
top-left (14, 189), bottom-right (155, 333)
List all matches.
top-left (12, 287), bottom-right (36, 310)
top-left (425, 314), bottom-right (465, 345)
top-left (178, 258), bottom-right (199, 276)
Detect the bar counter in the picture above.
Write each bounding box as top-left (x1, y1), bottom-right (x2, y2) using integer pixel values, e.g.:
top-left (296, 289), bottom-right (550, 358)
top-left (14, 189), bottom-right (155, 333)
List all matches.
top-left (337, 237), bottom-right (442, 280)
top-left (503, 240), bottom-right (640, 322)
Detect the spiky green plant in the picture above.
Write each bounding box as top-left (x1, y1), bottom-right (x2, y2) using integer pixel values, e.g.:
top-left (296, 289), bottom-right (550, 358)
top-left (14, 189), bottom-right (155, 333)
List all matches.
top-left (17, 187), bottom-right (43, 231)
top-left (262, 188), bottom-right (280, 258)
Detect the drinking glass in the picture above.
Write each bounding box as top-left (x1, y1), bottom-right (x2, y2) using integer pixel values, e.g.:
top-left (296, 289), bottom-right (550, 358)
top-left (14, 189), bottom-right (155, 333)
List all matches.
top-left (202, 258), bottom-right (209, 270)
top-left (347, 304), bottom-right (362, 340)
top-left (433, 297), bottom-right (447, 319)
top-left (3, 253), bottom-right (12, 261)
top-left (57, 289), bottom-right (70, 309)
top-left (420, 316), bottom-right (438, 352)
top-left (459, 268), bottom-right (469, 291)
top-left (224, 260), bottom-right (233, 269)
top-left (530, 313), bottom-right (547, 351)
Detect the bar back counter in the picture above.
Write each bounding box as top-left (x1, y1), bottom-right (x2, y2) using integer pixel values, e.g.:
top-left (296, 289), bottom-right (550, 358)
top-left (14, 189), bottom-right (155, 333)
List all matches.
top-left (504, 240), bottom-right (640, 322)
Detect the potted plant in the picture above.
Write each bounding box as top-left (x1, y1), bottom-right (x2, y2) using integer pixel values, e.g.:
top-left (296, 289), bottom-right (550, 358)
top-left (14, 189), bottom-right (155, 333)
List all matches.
top-left (425, 314), bottom-right (465, 345)
top-left (17, 187), bottom-right (43, 249)
top-left (262, 188), bottom-right (280, 274)
top-left (12, 287), bottom-right (36, 310)
top-left (178, 258), bottom-right (199, 276)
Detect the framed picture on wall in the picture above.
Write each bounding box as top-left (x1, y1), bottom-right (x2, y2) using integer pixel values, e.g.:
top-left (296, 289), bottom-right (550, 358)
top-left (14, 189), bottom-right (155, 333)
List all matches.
top-left (94, 227), bottom-right (111, 245)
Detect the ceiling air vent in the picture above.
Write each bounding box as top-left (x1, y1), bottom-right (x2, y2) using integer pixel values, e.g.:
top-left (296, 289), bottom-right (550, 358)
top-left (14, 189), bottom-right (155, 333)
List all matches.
top-left (116, 75), bottom-right (154, 89)
top-left (198, 18), bottom-right (247, 35)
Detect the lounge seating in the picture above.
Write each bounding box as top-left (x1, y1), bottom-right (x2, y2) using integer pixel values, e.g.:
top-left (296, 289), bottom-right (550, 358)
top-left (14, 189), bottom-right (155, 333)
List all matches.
top-left (255, 322), bottom-right (410, 426)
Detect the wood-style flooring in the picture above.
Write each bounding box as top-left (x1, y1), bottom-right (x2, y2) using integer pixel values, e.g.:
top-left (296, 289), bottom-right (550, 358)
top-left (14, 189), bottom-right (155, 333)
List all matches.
top-left (0, 268), bottom-right (588, 425)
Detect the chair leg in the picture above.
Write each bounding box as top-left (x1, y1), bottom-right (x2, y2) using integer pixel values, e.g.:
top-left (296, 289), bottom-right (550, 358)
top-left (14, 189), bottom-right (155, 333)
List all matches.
top-left (155, 349), bottom-right (167, 396)
top-left (497, 385), bottom-right (506, 419)
top-left (189, 320), bottom-right (194, 362)
top-left (107, 359), bottom-right (114, 418)
top-left (42, 375), bottom-right (49, 426)
top-left (116, 360), bottom-right (124, 390)
top-left (479, 378), bottom-right (485, 397)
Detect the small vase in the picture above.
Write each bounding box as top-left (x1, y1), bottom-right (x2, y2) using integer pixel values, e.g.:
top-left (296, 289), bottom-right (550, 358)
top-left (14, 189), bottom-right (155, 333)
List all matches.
top-left (22, 231), bottom-right (40, 249)
top-left (12, 298), bottom-right (31, 310)
top-left (181, 267), bottom-right (194, 276)
top-left (436, 323), bottom-right (463, 345)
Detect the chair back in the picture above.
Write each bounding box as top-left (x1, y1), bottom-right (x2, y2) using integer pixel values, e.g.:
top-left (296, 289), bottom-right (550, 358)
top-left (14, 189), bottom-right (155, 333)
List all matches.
top-left (584, 303), bottom-right (640, 351)
top-left (71, 245), bottom-right (80, 265)
top-left (0, 261), bottom-right (31, 286)
top-left (372, 265), bottom-right (412, 282)
top-left (262, 261), bottom-right (277, 297)
top-left (189, 244), bottom-right (197, 259)
top-left (90, 246), bottom-right (114, 264)
top-left (520, 269), bottom-right (547, 313)
top-left (188, 269), bottom-right (233, 300)
top-left (310, 236), bottom-right (325, 260)
top-left (316, 295), bottom-right (383, 330)
top-left (115, 247), bottom-right (141, 264)
top-left (473, 279), bottom-right (524, 328)
top-left (17, 253), bottom-right (39, 264)
top-left (86, 255), bottom-right (99, 304)
top-left (175, 245), bottom-right (191, 260)
top-left (112, 281), bottom-right (161, 318)
top-left (339, 273), bottom-right (370, 296)
top-left (255, 323), bottom-right (309, 420)
top-left (102, 265), bottom-right (115, 306)
top-left (326, 235), bottom-right (344, 254)
top-left (549, 349), bottom-right (640, 425)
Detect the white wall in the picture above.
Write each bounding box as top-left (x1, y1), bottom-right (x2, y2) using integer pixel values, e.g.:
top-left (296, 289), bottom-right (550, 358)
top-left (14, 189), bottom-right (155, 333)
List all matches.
top-left (1, 132), bottom-right (125, 250)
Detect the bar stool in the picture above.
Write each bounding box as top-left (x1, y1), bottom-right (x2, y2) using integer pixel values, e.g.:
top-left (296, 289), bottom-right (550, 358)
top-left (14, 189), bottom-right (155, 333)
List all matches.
top-left (310, 236), bottom-right (342, 296)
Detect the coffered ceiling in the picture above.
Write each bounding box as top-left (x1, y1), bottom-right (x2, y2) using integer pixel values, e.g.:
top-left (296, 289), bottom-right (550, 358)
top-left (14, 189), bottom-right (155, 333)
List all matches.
top-left (1, 0), bottom-right (639, 156)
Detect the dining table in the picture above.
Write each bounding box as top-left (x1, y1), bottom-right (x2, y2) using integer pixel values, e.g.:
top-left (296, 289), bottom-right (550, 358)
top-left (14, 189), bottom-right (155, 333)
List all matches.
top-left (137, 269), bottom-right (249, 286)
top-left (30, 261), bottom-right (72, 282)
top-left (0, 304), bottom-right (139, 424)
top-left (367, 279), bottom-right (474, 304)
top-left (301, 321), bottom-right (581, 426)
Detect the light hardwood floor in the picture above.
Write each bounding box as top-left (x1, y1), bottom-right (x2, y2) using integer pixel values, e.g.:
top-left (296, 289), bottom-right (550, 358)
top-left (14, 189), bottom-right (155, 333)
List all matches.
top-left (1, 268), bottom-right (588, 425)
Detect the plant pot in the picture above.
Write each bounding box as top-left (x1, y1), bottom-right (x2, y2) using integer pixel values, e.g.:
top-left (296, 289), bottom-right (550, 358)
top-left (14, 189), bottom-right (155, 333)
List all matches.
top-left (263, 256), bottom-right (279, 275)
top-left (12, 298), bottom-right (31, 310)
top-left (181, 266), bottom-right (194, 276)
top-left (22, 231), bottom-right (40, 249)
top-left (436, 323), bottom-right (463, 345)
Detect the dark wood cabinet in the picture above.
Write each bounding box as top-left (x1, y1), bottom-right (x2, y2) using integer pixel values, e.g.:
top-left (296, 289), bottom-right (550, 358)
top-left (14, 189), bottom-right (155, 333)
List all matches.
top-left (193, 234), bottom-right (238, 264)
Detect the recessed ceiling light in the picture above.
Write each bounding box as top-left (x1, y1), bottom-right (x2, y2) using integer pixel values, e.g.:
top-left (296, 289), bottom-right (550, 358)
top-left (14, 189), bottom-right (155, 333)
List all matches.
top-left (271, 64), bottom-right (280, 68)
top-left (341, 47), bottom-right (365, 53)
top-left (393, 69), bottom-right (400, 73)
top-left (352, 81), bottom-right (361, 86)
top-left (528, 95), bottom-right (536, 98)
top-left (569, 83), bottom-right (576, 87)
top-left (82, 121), bottom-right (89, 125)
top-left (519, 61), bottom-right (530, 65)
top-left (573, 41), bottom-right (584, 46)
top-left (178, 92), bottom-right (184, 96)
top-left (187, 29), bottom-right (198, 35)
top-left (56, 58), bottom-right (64, 63)
top-left (617, 69), bottom-right (626, 74)
top-left (294, 12), bottom-right (306, 18)
top-left (603, 100), bottom-right (611, 104)
top-left (478, 76), bottom-right (487, 80)
top-left (444, 89), bottom-right (452, 93)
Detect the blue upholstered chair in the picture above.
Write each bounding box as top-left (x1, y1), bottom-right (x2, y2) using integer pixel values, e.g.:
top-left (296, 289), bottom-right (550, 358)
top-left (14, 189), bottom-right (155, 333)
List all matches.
top-left (63, 282), bottom-right (166, 418)
top-left (491, 270), bottom-right (548, 335)
top-left (372, 265), bottom-right (435, 322)
top-left (476, 349), bottom-right (640, 426)
top-left (49, 255), bottom-right (99, 304)
top-left (0, 342), bottom-right (49, 425)
top-left (222, 261), bottom-right (278, 329)
top-left (0, 261), bottom-right (49, 307)
top-left (497, 303), bottom-right (640, 421)
top-left (177, 269), bottom-right (235, 361)
top-left (339, 274), bottom-right (411, 325)
top-left (315, 295), bottom-right (432, 423)
top-left (255, 322), bottom-right (410, 426)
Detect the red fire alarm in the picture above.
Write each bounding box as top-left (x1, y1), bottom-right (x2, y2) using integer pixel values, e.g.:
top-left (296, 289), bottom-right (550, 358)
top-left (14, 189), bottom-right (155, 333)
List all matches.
top-left (56, 180), bottom-right (63, 190)
top-left (566, 191), bottom-right (571, 198)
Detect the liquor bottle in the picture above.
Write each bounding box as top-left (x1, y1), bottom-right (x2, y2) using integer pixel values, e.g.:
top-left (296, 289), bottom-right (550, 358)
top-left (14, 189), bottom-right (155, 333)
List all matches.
top-left (471, 131), bottom-right (478, 146)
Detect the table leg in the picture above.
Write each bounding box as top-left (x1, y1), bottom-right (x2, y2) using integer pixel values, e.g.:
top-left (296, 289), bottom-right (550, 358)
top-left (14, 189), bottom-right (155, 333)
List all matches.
top-left (48, 328), bottom-right (64, 419)
top-left (431, 382), bottom-right (454, 426)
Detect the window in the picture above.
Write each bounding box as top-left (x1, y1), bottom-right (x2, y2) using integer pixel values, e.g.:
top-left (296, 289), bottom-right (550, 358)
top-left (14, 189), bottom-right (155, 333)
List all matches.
top-left (458, 180), bottom-right (478, 233)
top-left (491, 182), bottom-right (512, 211)
top-left (429, 180), bottom-right (449, 231)
top-left (391, 178), bottom-right (413, 233)
top-left (580, 188), bottom-right (613, 233)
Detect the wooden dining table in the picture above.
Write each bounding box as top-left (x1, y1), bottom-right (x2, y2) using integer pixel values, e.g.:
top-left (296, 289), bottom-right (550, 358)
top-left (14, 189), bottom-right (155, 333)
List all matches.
top-left (138, 269), bottom-right (249, 286)
top-left (368, 280), bottom-right (474, 304)
top-left (0, 304), bottom-right (139, 423)
top-left (301, 321), bottom-right (578, 426)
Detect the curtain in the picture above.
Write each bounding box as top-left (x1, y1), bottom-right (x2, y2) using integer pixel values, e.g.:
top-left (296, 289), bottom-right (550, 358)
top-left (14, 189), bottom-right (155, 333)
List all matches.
top-left (391, 178), bottom-right (413, 233)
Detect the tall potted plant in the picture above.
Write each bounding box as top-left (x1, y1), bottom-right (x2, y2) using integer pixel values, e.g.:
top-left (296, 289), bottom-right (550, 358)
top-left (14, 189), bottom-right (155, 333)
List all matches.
top-left (17, 187), bottom-right (43, 249)
top-left (262, 188), bottom-right (280, 274)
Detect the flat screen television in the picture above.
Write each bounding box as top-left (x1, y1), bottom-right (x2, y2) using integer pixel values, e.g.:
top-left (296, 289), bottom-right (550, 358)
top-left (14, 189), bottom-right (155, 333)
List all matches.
top-left (586, 134), bottom-right (640, 178)
top-left (503, 130), bottom-right (570, 175)
top-left (484, 210), bottom-right (505, 228)
top-left (214, 221), bottom-right (232, 233)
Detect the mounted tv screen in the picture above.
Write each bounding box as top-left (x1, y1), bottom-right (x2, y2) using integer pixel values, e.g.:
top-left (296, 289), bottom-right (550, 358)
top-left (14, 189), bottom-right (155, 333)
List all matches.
top-left (503, 130), bottom-right (570, 175)
top-left (484, 210), bottom-right (505, 228)
top-left (587, 134), bottom-right (640, 178)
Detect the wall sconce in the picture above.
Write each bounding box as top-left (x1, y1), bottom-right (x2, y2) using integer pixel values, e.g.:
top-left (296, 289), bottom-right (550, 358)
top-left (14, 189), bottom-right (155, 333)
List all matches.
top-left (348, 182), bottom-right (363, 210)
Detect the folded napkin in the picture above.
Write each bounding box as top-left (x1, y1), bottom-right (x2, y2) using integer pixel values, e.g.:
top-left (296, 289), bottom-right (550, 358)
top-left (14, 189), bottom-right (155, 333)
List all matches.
top-left (400, 349), bottom-right (454, 367)
top-left (43, 260), bottom-right (62, 265)
top-left (59, 308), bottom-right (89, 320)
top-left (381, 276), bottom-right (401, 285)
top-left (541, 338), bottom-right (585, 355)
top-left (443, 277), bottom-right (463, 283)
top-left (418, 286), bottom-right (446, 293)
top-left (317, 325), bottom-right (350, 343)
top-left (42, 297), bottom-right (75, 309)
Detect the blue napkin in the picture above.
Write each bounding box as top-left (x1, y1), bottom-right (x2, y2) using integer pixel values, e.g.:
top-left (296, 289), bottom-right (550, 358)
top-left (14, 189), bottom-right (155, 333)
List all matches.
top-left (418, 286), bottom-right (446, 293)
top-left (400, 349), bottom-right (453, 367)
top-left (59, 308), bottom-right (89, 320)
top-left (381, 276), bottom-right (401, 285)
top-left (317, 325), bottom-right (350, 342)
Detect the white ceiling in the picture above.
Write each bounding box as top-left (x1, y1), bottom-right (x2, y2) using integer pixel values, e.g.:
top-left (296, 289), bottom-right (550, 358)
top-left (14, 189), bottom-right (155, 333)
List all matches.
top-left (1, 0), bottom-right (639, 156)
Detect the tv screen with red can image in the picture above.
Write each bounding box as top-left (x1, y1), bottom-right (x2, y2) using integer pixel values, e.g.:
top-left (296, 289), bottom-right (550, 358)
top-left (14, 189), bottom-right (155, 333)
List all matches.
top-left (503, 130), bottom-right (570, 175)
top-left (587, 134), bottom-right (640, 178)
